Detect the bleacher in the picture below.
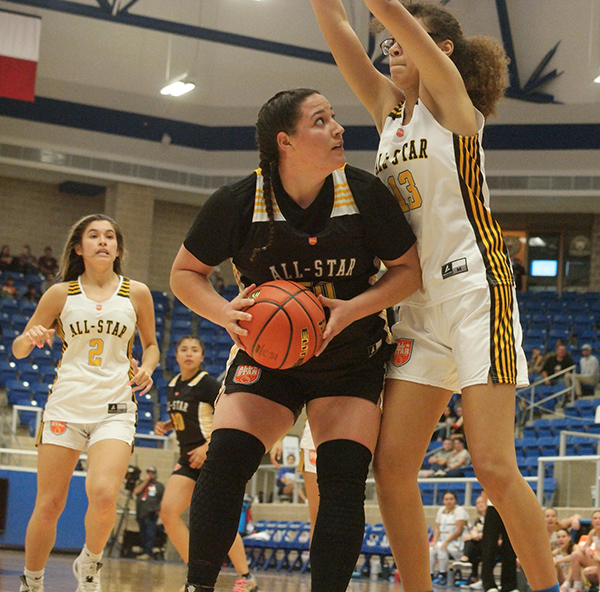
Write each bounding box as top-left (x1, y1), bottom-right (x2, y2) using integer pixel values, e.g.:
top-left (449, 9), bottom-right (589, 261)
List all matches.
top-left (3, 285), bottom-right (600, 510)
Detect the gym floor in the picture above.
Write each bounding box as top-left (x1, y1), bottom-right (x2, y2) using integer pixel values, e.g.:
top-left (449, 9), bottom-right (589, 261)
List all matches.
top-left (0, 549), bottom-right (409, 592)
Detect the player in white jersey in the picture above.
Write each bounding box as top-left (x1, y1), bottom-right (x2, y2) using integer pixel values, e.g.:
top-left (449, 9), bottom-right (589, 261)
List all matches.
top-left (310, 3), bottom-right (558, 592)
top-left (12, 214), bottom-right (159, 592)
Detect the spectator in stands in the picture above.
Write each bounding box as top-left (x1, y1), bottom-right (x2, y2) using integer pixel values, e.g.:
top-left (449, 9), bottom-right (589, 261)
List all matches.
top-left (434, 436), bottom-right (471, 478)
top-left (564, 344), bottom-right (599, 399)
top-left (13, 244), bottom-right (38, 275)
top-left (545, 508), bottom-right (581, 551)
top-left (430, 491), bottom-right (469, 586)
top-left (528, 347), bottom-right (546, 376)
top-left (455, 495), bottom-right (487, 586)
top-left (277, 453), bottom-right (307, 502)
top-left (542, 345), bottom-right (575, 386)
top-left (553, 528), bottom-right (575, 591)
top-left (1, 276), bottom-right (18, 298)
top-left (419, 438), bottom-right (454, 478)
top-left (433, 405), bottom-right (457, 441)
top-left (21, 284), bottom-right (40, 303)
top-left (451, 404), bottom-right (465, 437)
top-left (566, 510), bottom-right (600, 592)
top-left (472, 496), bottom-right (517, 592)
top-left (0, 244), bottom-right (13, 272)
top-left (134, 467), bottom-right (165, 560)
top-left (41, 273), bottom-right (57, 294)
top-left (209, 266), bottom-right (226, 296)
top-left (37, 246), bottom-right (59, 279)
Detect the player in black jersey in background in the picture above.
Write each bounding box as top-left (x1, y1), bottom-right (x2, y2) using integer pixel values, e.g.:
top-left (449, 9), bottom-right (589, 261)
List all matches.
top-left (170, 88), bottom-right (422, 592)
top-left (154, 335), bottom-right (257, 592)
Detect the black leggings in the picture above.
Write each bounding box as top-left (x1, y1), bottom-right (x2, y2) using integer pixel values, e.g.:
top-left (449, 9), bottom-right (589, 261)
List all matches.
top-left (481, 505), bottom-right (517, 591)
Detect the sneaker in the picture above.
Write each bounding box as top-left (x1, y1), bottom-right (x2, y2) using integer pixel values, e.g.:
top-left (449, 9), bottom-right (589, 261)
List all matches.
top-left (453, 561), bottom-right (473, 569)
top-left (433, 574), bottom-right (448, 586)
top-left (19, 575), bottom-right (44, 592)
top-left (72, 556), bottom-right (102, 592)
top-left (232, 576), bottom-right (258, 592)
top-left (137, 553), bottom-right (152, 561)
top-left (487, 588), bottom-right (500, 592)
top-left (470, 581), bottom-right (484, 590)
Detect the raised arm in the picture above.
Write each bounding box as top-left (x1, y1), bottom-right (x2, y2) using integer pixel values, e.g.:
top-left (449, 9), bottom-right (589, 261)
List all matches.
top-left (362, 0), bottom-right (477, 135)
top-left (310, 0), bottom-right (402, 130)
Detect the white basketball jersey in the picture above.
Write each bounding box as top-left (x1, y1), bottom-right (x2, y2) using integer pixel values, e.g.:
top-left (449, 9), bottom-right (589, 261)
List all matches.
top-left (375, 100), bottom-right (513, 307)
top-left (45, 276), bottom-right (137, 423)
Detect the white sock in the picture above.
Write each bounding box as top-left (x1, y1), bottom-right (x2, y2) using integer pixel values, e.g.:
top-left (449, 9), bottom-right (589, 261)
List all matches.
top-left (574, 582), bottom-right (582, 590)
top-left (24, 568), bottom-right (44, 584)
top-left (80, 544), bottom-right (103, 563)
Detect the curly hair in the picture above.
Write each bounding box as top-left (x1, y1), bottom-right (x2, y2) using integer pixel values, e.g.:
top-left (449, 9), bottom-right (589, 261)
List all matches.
top-left (373, 1), bottom-right (509, 118)
top-left (252, 88), bottom-right (319, 261)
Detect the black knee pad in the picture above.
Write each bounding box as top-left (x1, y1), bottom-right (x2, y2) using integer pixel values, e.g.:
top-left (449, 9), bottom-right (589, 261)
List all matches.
top-left (202, 427), bottom-right (265, 482)
top-left (311, 439), bottom-right (372, 592)
top-left (187, 429), bottom-right (265, 589)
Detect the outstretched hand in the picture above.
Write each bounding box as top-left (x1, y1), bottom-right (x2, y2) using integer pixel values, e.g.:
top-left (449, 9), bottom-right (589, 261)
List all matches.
top-left (222, 284), bottom-right (257, 350)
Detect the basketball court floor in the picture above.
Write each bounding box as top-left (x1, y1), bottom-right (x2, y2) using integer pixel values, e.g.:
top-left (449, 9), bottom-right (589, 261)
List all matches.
top-left (0, 549), bottom-right (405, 592)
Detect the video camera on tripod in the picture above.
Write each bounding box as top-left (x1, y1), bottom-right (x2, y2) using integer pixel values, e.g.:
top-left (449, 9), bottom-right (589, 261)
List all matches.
top-left (124, 465), bottom-right (141, 491)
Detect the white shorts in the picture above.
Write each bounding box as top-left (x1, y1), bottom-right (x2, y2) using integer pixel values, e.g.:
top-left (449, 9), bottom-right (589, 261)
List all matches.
top-left (387, 285), bottom-right (528, 393)
top-left (37, 416), bottom-right (136, 451)
top-left (298, 420), bottom-right (316, 474)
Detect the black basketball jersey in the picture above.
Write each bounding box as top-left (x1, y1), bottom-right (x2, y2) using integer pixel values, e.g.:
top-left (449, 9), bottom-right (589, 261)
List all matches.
top-left (184, 164), bottom-right (416, 358)
top-left (166, 370), bottom-right (220, 461)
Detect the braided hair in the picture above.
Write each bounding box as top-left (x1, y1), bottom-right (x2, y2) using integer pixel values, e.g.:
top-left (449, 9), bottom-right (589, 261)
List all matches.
top-left (251, 88), bottom-right (320, 262)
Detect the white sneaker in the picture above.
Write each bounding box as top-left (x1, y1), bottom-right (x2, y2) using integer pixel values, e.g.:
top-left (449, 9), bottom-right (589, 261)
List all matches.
top-left (487, 588), bottom-right (500, 592)
top-left (470, 581), bottom-right (484, 590)
top-left (72, 556), bottom-right (102, 592)
top-left (19, 575), bottom-right (44, 592)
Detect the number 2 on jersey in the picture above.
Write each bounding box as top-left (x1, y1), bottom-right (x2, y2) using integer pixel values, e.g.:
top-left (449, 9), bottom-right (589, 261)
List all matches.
top-left (385, 170), bottom-right (422, 212)
top-left (88, 338), bottom-right (104, 366)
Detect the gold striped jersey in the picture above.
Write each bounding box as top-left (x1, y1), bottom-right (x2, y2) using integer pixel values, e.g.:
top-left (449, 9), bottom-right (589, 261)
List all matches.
top-left (166, 370), bottom-right (220, 464)
top-left (46, 276), bottom-right (137, 423)
top-left (375, 100), bottom-right (514, 307)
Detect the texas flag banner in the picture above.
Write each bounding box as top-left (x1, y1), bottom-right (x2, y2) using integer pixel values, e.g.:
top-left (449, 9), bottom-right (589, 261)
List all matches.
top-left (0, 10), bottom-right (41, 102)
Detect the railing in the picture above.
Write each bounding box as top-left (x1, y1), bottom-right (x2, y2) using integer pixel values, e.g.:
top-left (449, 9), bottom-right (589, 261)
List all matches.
top-left (516, 365), bottom-right (576, 427)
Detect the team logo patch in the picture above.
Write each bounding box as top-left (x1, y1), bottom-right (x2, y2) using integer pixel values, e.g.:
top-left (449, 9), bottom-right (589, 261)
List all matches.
top-left (309, 450), bottom-right (317, 467)
top-left (50, 421), bottom-right (67, 435)
top-left (396, 127), bottom-right (404, 138)
top-left (96, 304), bottom-right (102, 311)
top-left (233, 365), bottom-right (261, 385)
top-left (309, 237), bottom-right (317, 245)
top-left (392, 338), bottom-right (414, 366)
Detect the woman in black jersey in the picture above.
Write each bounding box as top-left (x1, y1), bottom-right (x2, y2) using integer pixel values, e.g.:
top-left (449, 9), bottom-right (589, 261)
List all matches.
top-left (170, 88), bottom-right (421, 592)
top-left (154, 336), bottom-right (257, 592)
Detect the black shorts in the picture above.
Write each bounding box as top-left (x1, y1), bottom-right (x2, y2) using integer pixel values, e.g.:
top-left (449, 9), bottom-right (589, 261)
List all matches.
top-left (222, 338), bottom-right (393, 419)
top-left (172, 462), bottom-right (201, 481)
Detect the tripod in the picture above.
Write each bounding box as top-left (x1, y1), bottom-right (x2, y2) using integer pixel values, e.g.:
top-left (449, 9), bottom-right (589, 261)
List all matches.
top-left (106, 487), bottom-right (136, 558)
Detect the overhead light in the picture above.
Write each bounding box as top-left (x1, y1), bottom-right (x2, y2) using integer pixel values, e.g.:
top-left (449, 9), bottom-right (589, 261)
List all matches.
top-left (160, 75), bottom-right (196, 97)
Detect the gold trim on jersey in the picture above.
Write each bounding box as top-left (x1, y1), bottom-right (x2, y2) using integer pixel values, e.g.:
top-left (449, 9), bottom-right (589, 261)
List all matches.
top-left (455, 134), bottom-right (514, 287)
top-left (198, 399), bottom-right (214, 442)
top-left (67, 280), bottom-right (81, 295)
top-left (127, 333), bottom-right (135, 382)
top-left (489, 283), bottom-right (518, 384)
top-left (117, 277), bottom-right (131, 298)
top-left (387, 101), bottom-right (406, 121)
top-left (251, 166), bottom-right (358, 222)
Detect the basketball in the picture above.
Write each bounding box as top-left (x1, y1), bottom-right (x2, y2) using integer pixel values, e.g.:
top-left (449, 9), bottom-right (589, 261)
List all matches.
top-left (238, 280), bottom-right (326, 370)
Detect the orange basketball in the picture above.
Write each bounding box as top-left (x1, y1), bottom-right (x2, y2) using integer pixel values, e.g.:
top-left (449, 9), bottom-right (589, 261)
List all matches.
top-left (238, 280), bottom-right (326, 370)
